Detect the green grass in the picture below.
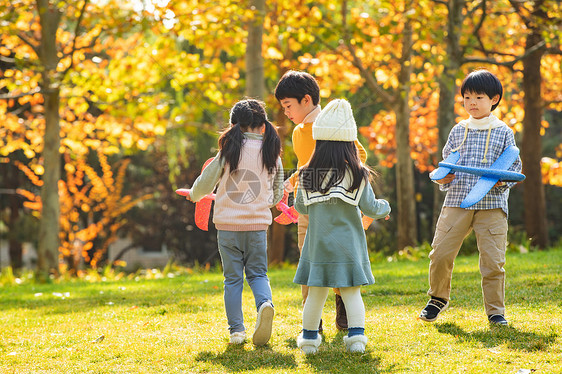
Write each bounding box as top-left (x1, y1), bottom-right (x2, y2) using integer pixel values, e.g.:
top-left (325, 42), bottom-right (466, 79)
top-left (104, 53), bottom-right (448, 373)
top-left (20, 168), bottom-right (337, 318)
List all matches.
top-left (1, 249), bottom-right (561, 373)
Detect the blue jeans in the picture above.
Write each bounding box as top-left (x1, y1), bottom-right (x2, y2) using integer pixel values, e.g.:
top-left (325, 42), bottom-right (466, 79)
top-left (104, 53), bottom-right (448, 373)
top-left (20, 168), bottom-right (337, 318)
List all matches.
top-left (217, 230), bottom-right (272, 333)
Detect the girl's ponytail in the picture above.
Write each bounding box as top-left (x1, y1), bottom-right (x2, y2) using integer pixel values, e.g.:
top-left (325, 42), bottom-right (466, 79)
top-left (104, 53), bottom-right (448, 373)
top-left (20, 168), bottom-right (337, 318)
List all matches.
top-left (218, 122), bottom-right (244, 172)
top-left (220, 99), bottom-right (281, 173)
top-left (261, 119), bottom-right (281, 174)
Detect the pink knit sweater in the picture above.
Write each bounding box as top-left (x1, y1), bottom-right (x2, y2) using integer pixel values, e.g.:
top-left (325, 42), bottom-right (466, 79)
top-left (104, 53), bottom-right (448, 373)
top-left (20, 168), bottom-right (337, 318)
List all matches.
top-left (190, 135), bottom-right (283, 232)
top-left (214, 139), bottom-right (278, 231)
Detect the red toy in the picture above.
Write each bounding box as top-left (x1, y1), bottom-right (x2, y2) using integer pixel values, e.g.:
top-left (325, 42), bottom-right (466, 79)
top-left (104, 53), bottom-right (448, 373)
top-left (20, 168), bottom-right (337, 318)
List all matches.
top-left (274, 191), bottom-right (299, 225)
top-left (176, 158), bottom-right (216, 231)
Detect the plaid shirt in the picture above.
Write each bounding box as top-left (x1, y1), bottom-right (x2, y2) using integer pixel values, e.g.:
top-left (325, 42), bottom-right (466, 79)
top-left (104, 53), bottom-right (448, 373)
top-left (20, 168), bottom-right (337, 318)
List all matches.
top-left (440, 123), bottom-right (522, 216)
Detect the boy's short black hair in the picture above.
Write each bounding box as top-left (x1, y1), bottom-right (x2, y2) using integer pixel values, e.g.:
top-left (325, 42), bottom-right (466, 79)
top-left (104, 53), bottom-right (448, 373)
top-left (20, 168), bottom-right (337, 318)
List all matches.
top-left (460, 69), bottom-right (503, 111)
top-left (274, 70), bottom-right (320, 105)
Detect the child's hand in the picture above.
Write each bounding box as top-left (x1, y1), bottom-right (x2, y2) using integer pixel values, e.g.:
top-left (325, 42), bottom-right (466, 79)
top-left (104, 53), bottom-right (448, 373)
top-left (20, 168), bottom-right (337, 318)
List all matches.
top-left (283, 178), bottom-right (294, 193)
top-left (494, 181), bottom-right (506, 188)
top-left (436, 173), bottom-right (455, 185)
top-left (384, 215), bottom-right (390, 221)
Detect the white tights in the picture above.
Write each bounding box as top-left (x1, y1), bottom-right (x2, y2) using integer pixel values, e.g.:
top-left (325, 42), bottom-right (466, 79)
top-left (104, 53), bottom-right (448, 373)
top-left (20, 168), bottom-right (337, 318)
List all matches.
top-left (302, 286), bottom-right (365, 331)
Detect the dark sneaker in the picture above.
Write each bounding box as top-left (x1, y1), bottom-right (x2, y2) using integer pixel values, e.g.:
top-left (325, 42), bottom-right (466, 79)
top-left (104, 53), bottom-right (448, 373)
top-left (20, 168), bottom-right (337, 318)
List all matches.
top-left (488, 314), bottom-right (508, 326)
top-left (335, 294), bottom-right (348, 331)
top-left (419, 297), bottom-right (449, 322)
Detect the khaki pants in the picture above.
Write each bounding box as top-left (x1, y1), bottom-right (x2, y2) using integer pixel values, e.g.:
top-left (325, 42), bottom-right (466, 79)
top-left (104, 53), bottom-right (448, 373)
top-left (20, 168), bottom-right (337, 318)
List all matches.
top-left (428, 207), bottom-right (508, 316)
top-left (297, 213), bottom-right (310, 303)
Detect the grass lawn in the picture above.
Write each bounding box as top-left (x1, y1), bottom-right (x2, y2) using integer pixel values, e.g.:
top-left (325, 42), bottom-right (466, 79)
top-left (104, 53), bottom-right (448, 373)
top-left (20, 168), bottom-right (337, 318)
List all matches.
top-left (1, 248), bottom-right (561, 373)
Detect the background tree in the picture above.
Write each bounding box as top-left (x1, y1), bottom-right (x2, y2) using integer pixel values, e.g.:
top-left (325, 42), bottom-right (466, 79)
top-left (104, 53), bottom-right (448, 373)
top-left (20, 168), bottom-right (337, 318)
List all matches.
top-left (509, 0), bottom-right (561, 248)
top-left (335, 0), bottom-right (420, 249)
top-left (246, 0), bottom-right (266, 99)
top-left (427, 0), bottom-right (465, 229)
top-left (0, 1), bottom-right (178, 274)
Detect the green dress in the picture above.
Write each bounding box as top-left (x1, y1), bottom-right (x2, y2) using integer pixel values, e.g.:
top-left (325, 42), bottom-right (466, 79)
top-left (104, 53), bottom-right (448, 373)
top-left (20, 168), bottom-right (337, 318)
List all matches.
top-left (293, 181), bottom-right (390, 288)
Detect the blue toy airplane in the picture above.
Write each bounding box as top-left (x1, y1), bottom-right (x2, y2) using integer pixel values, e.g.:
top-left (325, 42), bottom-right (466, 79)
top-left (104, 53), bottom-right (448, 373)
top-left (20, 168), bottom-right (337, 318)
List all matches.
top-left (430, 145), bottom-right (525, 208)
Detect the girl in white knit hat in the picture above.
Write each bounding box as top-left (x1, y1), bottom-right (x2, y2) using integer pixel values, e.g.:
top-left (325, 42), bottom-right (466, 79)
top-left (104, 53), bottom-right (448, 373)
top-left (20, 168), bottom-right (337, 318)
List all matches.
top-left (185, 99), bottom-right (284, 346)
top-left (293, 98), bottom-right (391, 354)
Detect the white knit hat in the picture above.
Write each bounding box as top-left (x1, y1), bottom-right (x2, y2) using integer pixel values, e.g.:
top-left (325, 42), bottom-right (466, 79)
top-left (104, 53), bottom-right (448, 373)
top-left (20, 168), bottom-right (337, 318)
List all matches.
top-left (312, 99), bottom-right (357, 141)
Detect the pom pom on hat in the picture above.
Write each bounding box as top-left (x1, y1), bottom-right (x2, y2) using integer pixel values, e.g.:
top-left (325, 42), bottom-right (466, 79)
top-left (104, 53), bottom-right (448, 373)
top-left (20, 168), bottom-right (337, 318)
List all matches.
top-left (312, 99), bottom-right (357, 141)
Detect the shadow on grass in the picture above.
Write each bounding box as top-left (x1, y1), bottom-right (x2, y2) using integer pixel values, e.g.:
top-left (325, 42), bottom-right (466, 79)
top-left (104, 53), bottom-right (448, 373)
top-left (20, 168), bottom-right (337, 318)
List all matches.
top-left (283, 331), bottom-right (397, 374)
top-left (435, 322), bottom-right (558, 352)
top-left (195, 344), bottom-right (298, 372)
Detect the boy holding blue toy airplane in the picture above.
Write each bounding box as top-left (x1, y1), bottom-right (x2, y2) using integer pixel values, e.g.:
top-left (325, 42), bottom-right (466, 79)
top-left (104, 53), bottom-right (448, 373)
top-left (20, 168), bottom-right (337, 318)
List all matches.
top-left (419, 69), bottom-right (522, 326)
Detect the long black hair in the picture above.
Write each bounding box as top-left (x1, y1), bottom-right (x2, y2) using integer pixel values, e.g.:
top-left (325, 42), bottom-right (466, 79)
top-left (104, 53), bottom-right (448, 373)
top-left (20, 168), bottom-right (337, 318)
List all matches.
top-left (299, 140), bottom-right (371, 193)
top-left (218, 99), bottom-right (281, 173)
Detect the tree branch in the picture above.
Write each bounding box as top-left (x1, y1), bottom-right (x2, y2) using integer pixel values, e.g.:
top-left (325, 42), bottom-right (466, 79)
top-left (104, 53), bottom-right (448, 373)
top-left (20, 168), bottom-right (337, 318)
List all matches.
top-left (509, 0), bottom-right (533, 26)
top-left (340, 0), bottom-right (395, 106)
top-left (61, 0), bottom-right (90, 78)
top-left (17, 33), bottom-right (40, 58)
top-left (0, 55), bottom-right (16, 64)
top-left (110, 243), bottom-right (136, 264)
top-left (0, 88), bottom-right (41, 100)
top-left (544, 100), bottom-right (562, 106)
top-left (345, 43), bottom-right (396, 106)
top-left (472, 0), bottom-right (487, 36)
top-left (466, 0), bottom-right (484, 17)
top-left (463, 40), bottom-right (546, 68)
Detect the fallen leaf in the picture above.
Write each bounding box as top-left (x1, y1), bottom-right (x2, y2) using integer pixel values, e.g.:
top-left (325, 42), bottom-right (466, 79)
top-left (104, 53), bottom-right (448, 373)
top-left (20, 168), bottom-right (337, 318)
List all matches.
top-left (92, 335), bottom-right (105, 343)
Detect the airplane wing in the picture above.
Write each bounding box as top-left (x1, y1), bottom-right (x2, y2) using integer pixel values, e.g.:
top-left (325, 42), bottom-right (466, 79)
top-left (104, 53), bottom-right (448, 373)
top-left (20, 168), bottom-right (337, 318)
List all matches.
top-left (460, 176), bottom-right (500, 208)
top-left (438, 146), bottom-right (524, 181)
top-left (362, 215), bottom-right (374, 230)
top-left (459, 146), bottom-right (524, 208)
top-left (195, 196), bottom-right (214, 231)
top-left (274, 202), bottom-right (299, 225)
top-left (488, 145), bottom-right (519, 171)
top-left (436, 163), bottom-right (525, 181)
top-left (176, 157), bottom-right (217, 231)
top-left (430, 151), bottom-right (461, 180)
top-left (274, 211), bottom-right (297, 225)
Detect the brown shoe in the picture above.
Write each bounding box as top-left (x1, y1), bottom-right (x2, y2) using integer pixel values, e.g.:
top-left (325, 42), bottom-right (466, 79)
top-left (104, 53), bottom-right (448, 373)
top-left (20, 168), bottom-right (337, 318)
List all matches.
top-left (335, 294), bottom-right (348, 330)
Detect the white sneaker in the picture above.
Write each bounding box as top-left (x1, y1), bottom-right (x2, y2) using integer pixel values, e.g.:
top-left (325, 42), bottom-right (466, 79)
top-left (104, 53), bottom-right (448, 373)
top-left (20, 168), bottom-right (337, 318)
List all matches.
top-left (297, 332), bottom-right (322, 354)
top-left (343, 334), bottom-right (368, 353)
top-left (229, 331), bottom-right (246, 344)
top-left (252, 301), bottom-right (274, 346)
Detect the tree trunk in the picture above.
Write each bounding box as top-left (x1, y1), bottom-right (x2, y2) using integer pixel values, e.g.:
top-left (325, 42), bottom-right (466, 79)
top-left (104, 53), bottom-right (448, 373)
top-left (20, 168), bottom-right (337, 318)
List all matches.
top-left (246, 0), bottom-right (287, 262)
top-left (521, 30), bottom-right (548, 248)
top-left (4, 163), bottom-right (23, 269)
top-left (433, 0), bottom-right (463, 231)
top-left (245, 0), bottom-right (265, 99)
top-left (395, 13), bottom-right (417, 249)
top-left (9, 182), bottom-right (23, 269)
top-left (36, 0), bottom-right (62, 279)
top-left (268, 108), bottom-right (288, 264)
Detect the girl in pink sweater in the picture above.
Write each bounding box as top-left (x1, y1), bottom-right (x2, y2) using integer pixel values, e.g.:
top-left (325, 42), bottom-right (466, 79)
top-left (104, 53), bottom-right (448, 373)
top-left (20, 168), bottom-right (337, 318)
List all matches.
top-left (185, 99), bottom-right (283, 345)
